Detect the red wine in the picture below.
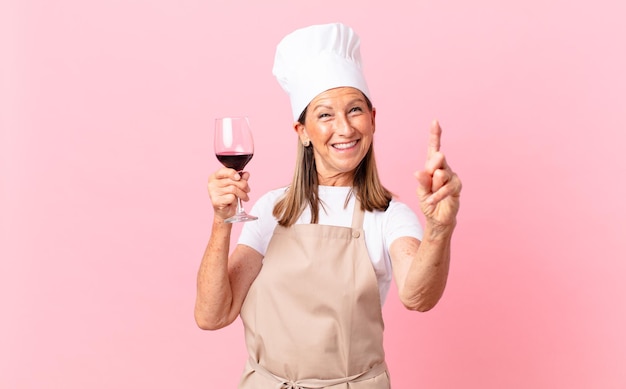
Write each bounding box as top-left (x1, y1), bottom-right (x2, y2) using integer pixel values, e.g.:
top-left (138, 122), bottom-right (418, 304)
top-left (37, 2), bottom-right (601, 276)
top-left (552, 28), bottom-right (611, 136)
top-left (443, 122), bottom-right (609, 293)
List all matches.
top-left (216, 152), bottom-right (253, 172)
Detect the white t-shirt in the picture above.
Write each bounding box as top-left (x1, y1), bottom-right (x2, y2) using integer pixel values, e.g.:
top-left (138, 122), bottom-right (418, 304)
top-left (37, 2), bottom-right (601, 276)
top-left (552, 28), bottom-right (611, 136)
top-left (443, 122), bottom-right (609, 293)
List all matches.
top-left (238, 186), bottom-right (424, 305)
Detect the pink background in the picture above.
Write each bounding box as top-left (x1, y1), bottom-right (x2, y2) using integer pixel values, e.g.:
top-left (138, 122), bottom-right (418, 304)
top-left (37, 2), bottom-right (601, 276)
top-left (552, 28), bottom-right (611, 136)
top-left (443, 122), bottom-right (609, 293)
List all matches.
top-left (2, 0), bottom-right (625, 388)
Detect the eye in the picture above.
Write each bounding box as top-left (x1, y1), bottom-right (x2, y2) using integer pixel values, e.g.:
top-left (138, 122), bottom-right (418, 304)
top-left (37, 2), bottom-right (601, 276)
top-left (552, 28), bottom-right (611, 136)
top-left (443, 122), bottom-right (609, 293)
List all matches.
top-left (349, 106), bottom-right (364, 114)
top-left (318, 113), bottom-right (331, 119)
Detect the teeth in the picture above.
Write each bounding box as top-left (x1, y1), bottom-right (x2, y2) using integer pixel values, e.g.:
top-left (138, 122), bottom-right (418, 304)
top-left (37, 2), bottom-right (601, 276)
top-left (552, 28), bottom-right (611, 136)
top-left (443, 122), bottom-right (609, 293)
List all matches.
top-left (333, 140), bottom-right (357, 149)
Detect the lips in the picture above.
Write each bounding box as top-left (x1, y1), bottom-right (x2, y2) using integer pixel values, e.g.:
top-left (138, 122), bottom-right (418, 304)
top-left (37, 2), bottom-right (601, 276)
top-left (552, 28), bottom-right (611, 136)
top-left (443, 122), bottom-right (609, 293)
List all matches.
top-left (332, 140), bottom-right (358, 150)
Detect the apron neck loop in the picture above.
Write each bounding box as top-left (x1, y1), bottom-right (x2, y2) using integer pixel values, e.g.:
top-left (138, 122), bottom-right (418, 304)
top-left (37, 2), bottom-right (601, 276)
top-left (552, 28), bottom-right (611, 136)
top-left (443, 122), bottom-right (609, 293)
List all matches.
top-left (351, 196), bottom-right (365, 230)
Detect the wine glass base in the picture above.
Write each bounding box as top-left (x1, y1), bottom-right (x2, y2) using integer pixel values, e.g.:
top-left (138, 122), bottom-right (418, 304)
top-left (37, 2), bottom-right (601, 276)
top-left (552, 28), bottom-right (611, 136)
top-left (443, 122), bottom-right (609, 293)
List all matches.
top-left (224, 213), bottom-right (258, 223)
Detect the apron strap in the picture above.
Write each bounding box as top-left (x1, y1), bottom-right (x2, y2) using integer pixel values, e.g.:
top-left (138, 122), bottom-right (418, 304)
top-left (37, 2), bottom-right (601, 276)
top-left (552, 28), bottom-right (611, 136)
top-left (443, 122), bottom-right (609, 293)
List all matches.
top-left (350, 196), bottom-right (365, 231)
top-left (247, 358), bottom-right (388, 389)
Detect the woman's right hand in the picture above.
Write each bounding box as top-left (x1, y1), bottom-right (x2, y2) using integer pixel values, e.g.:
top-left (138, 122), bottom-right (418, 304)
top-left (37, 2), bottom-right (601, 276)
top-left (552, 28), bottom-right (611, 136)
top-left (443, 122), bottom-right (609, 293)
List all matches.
top-left (207, 168), bottom-right (252, 221)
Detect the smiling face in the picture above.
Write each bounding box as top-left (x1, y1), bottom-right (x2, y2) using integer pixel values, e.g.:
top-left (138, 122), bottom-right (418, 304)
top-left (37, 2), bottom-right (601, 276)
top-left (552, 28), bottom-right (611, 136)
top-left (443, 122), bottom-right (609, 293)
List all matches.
top-left (295, 87), bottom-right (376, 186)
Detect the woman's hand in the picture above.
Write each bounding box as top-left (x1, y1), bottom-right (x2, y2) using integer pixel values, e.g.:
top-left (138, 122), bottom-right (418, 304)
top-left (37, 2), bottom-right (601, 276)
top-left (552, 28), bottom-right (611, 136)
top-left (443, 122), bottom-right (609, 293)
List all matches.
top-left (207, 169), bottom-right (252, 222)
top-left (415, 120), bottom-right (462, 230)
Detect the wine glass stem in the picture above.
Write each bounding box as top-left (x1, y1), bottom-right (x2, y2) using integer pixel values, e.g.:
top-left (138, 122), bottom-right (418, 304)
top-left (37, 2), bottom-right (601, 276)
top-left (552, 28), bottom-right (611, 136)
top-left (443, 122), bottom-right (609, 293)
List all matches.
top-left (235, 170), bottom-right (246, 215)
top-left (236, 197), bottom-right (245, 215)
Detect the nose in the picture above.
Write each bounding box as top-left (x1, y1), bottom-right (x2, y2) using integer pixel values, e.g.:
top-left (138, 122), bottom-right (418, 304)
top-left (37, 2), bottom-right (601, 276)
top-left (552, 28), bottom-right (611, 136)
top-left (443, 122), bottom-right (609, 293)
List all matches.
top-left (334, 113), bottom-right (355, 136)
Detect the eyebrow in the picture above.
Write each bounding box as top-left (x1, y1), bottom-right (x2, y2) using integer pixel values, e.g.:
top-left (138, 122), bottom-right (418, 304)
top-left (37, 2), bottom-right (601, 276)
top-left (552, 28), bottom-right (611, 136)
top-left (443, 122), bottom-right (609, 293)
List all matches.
top-left (312, 103), bottom-right (333, 112)
top-left (311, 98), bottom-right (366, 112)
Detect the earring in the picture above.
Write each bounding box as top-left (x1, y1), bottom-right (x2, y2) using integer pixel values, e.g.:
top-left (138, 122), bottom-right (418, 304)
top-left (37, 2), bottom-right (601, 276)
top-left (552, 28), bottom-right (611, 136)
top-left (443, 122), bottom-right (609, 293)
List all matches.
top-left (303, 139), bottom-right (311, 147)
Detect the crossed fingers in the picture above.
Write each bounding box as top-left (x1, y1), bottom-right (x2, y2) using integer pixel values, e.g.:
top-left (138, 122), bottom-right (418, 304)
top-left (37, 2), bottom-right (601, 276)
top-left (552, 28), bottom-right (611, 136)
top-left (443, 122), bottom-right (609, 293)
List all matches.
top-left (418, 120), bottom-right (461, 206)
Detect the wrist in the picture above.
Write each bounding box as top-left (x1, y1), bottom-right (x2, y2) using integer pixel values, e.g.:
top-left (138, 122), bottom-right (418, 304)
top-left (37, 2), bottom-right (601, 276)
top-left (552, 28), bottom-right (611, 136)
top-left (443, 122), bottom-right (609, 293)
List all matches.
top-left (212, 216), bottom-right (234, 230)
top-left (423, 219), bottom-right (456, 242)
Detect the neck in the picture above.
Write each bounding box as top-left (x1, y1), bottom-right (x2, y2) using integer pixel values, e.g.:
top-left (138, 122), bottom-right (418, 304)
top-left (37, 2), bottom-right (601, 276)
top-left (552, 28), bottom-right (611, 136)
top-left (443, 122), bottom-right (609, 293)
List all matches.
top-left (318, 175), bottom-right (354, 187)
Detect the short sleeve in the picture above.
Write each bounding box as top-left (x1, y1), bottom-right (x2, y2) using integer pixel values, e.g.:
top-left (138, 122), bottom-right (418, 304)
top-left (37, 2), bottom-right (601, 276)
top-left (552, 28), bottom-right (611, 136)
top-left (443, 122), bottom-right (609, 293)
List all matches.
top-left (237, 188), bottom-right (283, 256)
top-left (383, 200), bottom-right (424, 252)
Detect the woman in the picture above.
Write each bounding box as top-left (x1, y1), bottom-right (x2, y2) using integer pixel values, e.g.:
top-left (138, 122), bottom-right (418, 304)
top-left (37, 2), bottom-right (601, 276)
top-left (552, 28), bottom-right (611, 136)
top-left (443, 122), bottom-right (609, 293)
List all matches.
top-left (195, 23), bottom-right (462, 388)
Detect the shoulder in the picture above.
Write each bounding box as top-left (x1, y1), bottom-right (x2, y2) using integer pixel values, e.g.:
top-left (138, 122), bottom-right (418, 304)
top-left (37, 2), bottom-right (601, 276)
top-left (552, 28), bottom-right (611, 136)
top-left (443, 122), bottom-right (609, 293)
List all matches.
top-left (238, 187), bottom-right (287, 256)
top-left (376, 198), bottom-right (423, 241)
top-left (251, 186), bottom-right (288, 211)
top-left (385, 199), bottom-right (419, 218)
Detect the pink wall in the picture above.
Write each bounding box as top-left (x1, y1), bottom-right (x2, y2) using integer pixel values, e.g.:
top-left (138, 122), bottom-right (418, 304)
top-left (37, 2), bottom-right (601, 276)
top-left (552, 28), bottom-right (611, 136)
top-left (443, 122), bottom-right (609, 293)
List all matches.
top-left (2, 0), bottom-right (625, 388)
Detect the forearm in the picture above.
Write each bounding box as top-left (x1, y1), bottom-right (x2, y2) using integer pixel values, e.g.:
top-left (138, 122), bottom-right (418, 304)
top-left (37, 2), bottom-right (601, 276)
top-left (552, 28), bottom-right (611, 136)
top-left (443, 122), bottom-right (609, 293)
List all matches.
top-left (399, 223), bottom-right (454, 312)
top-left (194, 218), bottom-right (234, 330)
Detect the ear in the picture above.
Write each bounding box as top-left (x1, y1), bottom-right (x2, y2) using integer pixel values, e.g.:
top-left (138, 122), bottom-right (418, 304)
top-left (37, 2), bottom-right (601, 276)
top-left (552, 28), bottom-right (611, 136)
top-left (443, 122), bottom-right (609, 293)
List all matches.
top-left (294, 121), bottom-right (310, 145)
top-left (371, 107), bottom-right (377, 133)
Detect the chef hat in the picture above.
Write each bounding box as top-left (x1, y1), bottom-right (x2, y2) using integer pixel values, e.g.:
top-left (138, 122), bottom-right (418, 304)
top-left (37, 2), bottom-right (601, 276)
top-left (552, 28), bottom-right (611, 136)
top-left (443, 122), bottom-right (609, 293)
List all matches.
top-left (272, 23), bottom-right (371, 121)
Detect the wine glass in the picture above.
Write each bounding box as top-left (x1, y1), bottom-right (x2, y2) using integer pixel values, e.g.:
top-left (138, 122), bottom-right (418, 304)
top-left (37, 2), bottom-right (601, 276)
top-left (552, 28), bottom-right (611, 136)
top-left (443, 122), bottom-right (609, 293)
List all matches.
top-left (214, 116), bottom-right (258, 223)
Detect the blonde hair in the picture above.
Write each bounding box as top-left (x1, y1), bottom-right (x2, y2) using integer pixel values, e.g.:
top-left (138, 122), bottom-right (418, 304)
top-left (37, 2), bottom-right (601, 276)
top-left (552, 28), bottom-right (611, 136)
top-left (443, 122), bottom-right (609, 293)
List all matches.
top-left (273, 95), bottom-right (393, 227)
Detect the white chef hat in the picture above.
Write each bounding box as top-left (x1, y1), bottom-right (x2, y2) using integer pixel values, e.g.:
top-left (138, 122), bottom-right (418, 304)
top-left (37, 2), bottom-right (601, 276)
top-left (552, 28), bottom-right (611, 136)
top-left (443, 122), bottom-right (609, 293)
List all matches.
top-left (272, 23), bottom-right (371, 121)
